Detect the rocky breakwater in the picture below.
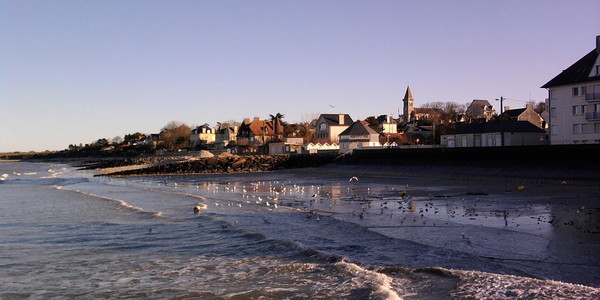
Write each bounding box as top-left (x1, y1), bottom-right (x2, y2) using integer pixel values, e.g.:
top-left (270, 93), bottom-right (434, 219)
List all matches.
top-left (96, 153), bottom-right (339, 176)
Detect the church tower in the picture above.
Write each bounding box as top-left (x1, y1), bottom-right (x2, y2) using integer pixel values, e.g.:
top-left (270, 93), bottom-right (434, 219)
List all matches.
top-left (403, 86), bottom-right (414, 123)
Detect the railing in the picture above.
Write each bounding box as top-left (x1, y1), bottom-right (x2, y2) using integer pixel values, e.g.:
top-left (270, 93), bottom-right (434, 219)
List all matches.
top-left (585, 112), bottom-right (600, 121)
top-left (585, 93), bottom-right (600, 101)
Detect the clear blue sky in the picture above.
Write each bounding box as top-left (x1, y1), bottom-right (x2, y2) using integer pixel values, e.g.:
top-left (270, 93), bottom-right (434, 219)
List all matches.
top-left (1, 0), bottom-right (599, 152)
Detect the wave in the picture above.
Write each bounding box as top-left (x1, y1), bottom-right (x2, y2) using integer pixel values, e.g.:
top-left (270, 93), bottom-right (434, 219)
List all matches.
top-left (53, 186), bottom-right (164, 218)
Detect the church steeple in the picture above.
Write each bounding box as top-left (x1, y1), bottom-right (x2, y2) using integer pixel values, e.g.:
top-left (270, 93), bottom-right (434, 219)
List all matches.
top-left (403, 86), bottom-right (414, 123)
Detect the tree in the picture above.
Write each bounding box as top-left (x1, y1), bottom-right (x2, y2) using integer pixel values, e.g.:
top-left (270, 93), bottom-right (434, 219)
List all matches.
top-left (124, 132), bottom-right (143, 143)
top-left (364, 116), bottom-right (383, 133)
top-left (160, 121), bottom-right (191, 150)
top-left (528, 101), bottom-right (548, 114)
top-left (112, 136), bottom-right (123, 144)
top-left (269, 113), bottom-right (285, 141)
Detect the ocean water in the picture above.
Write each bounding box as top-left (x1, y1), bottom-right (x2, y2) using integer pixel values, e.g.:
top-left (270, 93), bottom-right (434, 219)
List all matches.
top-left (1, 161), bottom-right (598, 299)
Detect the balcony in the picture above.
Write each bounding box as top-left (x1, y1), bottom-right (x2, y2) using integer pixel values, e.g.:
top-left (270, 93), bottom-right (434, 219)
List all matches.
top-left (585, 93), bottom-right (600, 101)
top-left (585, 112), bottom-right (600, 121)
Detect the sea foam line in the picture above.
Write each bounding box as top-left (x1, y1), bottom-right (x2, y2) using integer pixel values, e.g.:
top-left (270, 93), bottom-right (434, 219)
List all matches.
top-left (53, 185), bottom-right (164, 218)
top-left (335, 260), bottom-right (403, 300)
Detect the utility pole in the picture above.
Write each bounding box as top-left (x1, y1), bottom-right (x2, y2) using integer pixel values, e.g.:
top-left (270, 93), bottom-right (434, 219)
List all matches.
top-left (498, 96), bottom-right (504, 146)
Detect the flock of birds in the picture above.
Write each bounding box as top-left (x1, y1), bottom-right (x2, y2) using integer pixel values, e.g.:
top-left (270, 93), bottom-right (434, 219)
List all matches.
top-left (179, 175), bottom-right (575, 240)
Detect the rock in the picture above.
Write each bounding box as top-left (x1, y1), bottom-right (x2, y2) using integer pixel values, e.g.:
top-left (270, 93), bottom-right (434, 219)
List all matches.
top-left (199, 150), bottom-right (214, 158)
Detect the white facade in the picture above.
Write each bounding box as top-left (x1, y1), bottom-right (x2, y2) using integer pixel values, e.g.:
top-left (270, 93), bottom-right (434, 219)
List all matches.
top-left (547, 83), bottom-right (600, 144)
top-left (543, 36), bottom-right (600, 145)
top-left (305, 142), bottom-right (339, 153)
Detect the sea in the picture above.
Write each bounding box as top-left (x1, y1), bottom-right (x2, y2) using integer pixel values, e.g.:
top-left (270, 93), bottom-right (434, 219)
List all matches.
top-left (1, 161), bottom-right (598, 299)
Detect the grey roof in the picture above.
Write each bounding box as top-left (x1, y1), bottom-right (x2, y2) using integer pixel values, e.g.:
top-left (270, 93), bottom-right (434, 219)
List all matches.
top-left (340, 121), bottom-right (378, 136)
top-left (541, 49), bottom-right (600, 88)
top-left (501, 108), bottom-right (526, 118)
top-left (457, 121), bottom-right (545, 134)
top-left (403, 86), bottom-right (414, 100)
top-left (319, 114), bottom-right (354, 126)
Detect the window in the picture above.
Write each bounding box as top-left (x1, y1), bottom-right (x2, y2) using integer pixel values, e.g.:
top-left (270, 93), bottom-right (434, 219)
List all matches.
top-left (582, 124), bottom-right (592, 134)
top-left (595, 123), bottom-right (600, 133)
top-left (572, 105), bottom-right (585, 116)
top-left (551, 125), bottom-right (558, 135)
top-left (582, 86), bottom-right (587, 96)
top-left (573, 124), bottom-right (582, 134)
top-left (572, 87), bottom-right (579, 96)
top-left (551, 107), bottom-right (557, 117)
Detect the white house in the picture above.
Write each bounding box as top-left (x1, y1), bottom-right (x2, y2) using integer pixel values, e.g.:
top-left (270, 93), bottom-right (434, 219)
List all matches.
top-left (541, 35), bottom-right (600, 144)
top-left (190, 125), bottom-right (216, 147)
top-left (338, 121), bottom-right (381, 153)
top-left (315, 114), bottom-right (353, 143)
top-left (305, 142), bottom-right (339, 154)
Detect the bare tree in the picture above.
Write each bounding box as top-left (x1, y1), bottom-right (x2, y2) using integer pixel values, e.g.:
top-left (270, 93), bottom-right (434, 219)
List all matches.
top-left (160, 121), bottom-right (191, 150)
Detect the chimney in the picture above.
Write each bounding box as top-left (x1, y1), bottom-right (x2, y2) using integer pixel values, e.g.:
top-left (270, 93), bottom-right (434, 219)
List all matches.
top-left (253, 116), bottom-right (260, 122)
top-left (504, 106), bottom-right (510, 112)
top-left (338, 114), bottom-right (345, 125)
top-left (596, 35), bottom-right (600, 54)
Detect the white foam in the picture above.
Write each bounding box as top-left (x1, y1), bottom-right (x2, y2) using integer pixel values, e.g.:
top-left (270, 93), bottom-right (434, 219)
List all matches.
top-left (335, 260), bottom-right (403, 300)
top-left (451, 269), bottom-right (600, 299)
top-left (54, 186), bottom-right (164, 218)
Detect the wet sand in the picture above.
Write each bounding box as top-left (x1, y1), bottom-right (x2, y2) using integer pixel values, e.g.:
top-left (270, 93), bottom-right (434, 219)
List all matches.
top-left (246, 165), bottom-right (600, 286)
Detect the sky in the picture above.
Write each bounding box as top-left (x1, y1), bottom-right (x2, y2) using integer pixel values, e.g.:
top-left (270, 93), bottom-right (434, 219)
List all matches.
top-left (1, 0), bottom-right (599, 152)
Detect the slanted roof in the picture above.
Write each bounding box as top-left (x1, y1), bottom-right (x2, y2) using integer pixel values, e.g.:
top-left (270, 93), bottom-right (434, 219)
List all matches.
top-left (319, 114), bottom-right (353, 126)
top-left (403, 86), bottom-right (414, 100)
top-left (457, 121), bottom-right (545, 134)
top-left (502, 108), bottom-right (526, 118)
top-left (541, 49), bottom-right (600, 88)
top-left (339, 121), bottom-right (378, 136)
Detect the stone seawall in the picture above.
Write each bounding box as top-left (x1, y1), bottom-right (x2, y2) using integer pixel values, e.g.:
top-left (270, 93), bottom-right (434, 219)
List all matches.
top-left (95, 153), bottom-right (338, 176)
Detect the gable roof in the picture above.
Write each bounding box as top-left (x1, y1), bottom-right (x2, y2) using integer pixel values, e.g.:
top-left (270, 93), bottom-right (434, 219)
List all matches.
top-left (319, 114), bottom-right (353, 126)
top-left (457, 121), bottom-right (545, 134)
top-left (541, 49), bottom-right (600, 88)
top-left (502, 108), bottom-right (526, 118)
top-left (339, 121), bottom-right (378, 136)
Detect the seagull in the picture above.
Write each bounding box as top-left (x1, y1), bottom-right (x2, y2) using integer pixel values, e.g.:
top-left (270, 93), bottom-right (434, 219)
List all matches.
top-left (349, 176), bottom-right (359, 182)
top-left (329, 104), bottom-right (335, 108)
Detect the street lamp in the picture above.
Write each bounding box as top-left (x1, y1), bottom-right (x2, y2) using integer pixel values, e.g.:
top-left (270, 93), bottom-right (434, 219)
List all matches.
top-left (495, 97), bottom-right (504, 146)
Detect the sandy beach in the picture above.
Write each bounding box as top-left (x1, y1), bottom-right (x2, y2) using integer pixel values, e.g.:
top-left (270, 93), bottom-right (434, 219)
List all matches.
top-left (201, 164), bottom-right (600, 287)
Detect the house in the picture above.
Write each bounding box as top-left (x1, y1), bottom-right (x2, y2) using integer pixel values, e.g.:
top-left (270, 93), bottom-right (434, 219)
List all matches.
top-left (268, 138), bottom-right (304, 155)
top-left (403, 123), bottom-right (433, 144)
top-left (541, 35), bottom-right (600, 144)
top-left (315, 114), bottom-right (353, 143)
top-left (338, 121), bottom-right (381, 153)
top-left (190, 125), bottom-right (216, 148)
top-left (215, 123), bottom-right (238, 149)
top-left (440, 121), bottom-right (548, 147)
top-left (466, 99), bottom-right (496, 121)
top-left (236, 117), bottom-right (283, 153)
top-left (305, 142), bottom-right (339, 154)
top-left (376, 115), bottom-right (398, 134)
top-left (500, 105), bottom-right (545, 129)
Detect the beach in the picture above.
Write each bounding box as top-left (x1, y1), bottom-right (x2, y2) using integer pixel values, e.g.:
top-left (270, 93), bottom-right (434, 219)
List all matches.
top-left (1, 160), bottom-right (598, 299)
